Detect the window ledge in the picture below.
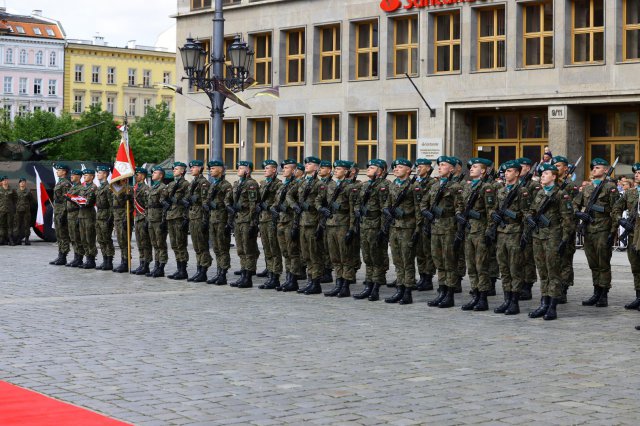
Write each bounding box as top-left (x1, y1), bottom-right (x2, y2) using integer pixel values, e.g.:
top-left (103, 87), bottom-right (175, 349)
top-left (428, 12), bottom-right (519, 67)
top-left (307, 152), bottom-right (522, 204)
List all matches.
top-left (515, 65), bottom-right (555, 71)
top-left (348, 77), bottom-right (381, 83)
top-left (616, 60), bottom-right (640, 65)
top-left (282, 82), bottom-right (306, 87)
top-left (563, 62), bottom-right (605, 68)
top-left (428, 71), bottom-right (462, 77)
top-left (313, 79), bottom-right (341, 85)
top-left (470, 68), bottom-right (507, 74)
top-left (387, 74), bottom-right (419, 80)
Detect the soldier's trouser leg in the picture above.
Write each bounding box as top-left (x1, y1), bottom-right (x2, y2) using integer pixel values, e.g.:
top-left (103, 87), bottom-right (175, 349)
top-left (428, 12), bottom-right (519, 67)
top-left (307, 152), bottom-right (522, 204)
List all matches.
top-left (488, 245), bottom-right (499, 279)
top-left (189, 220), bottom-right (211, 267)
top-left (457, 245), bottom-right (466, 278)
top-left (416, 233), bottom-right (427, 274)
top-left (524, 240), bottom-right (537, 284)
top-left (423, 233), bottom-right (435, 275)
top-left (236, 222), bottom-right (259, 272)
top-left (260, 222), bottom-right (282, 275)
top-left (79, 218), bottom-right (97, 257)
top-left (300, 225), bottom-right (322, 279)
top-left (54, 210), bottom-right (70, 254)
top-left (390, 227), bottom-right (416, 288)
top-left (496, 233), bottom-right (523, 293)
top-left (627, 236), bottom-right (640, 290)
top-left (149, 221), bottom-right (169, 263)
top-left (432, 232), bottom-right (457, 288)
top-left (168, 219), bottom-right (188, 262)
top-left (584, 230), bottom-right (612, 289)
top-left (136, 220), bottom-right (153, 263)
top-left (0, 212), bottom-right (7, 241)
top-left (13, 213), bottom-right (28, 239)
top-left (560, 234), bottom-right (576, 287)
top-left (327, 225), bottom-right (351, 280)
top-left (346, 233), bottom-right (361, 280)
top-left (279, 222), bottom-right (303, 275)
top-left (466, 233), bottom-right (490, 292)
top-left (96, 220), bottom-right (115, 257)
top-left (209, 222), bottom-right (229, 269)
top-left (68, 214), bottom-right (84, 255)
top-left (277, 222), bottom-right (292, 273)
top-left (360, 229), bottom-right (374, 282)
top-left (323, 233), bottom-right (331, 270)
top-left (534, 235), bottom-right (562, 298)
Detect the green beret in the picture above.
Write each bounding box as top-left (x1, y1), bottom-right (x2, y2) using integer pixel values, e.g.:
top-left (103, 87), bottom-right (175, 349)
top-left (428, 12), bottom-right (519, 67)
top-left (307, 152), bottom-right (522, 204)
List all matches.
top-left (280, 158), bottom-right (297, 167)
top-left (392, 158), bottom-right (412, 168)
top-left (590, 157), bottom-right (609, 168)
top-left (517, 157), bottom-right (533, 166)
top-left (333, 160), bottom-right (351, 169)
top-left (415, 158), bottom-right (432, 166)
top-left (18, 177), bottom-right (26, 183)
top-left (367, 159), bottom-right (386, 169)
top-left (0, 176), bottom-right (6, 181)
top-left (207, 160), bottom-right (224, 168)
top-left (538, 163), bottom-right (559, 173)
top-left (262, 159), bottom-right (278, 168)
top-left (54, 163), bottom-right (70, 171)
top-left (296, 163), bottom-right (304, 172)
top-left (96, 165), bottom-right (110, 172)
top-left (502, 160), bottom-right (522, 171)
top-left (304, 156), bottom-right (321, 165)
top-left (552, 156), bottom-right (569, 165)
top-left (319, 160), bottom-right (332, 168)
top-left (82, 168), bottom-right (95, 175)
top-left (173, 161), bottom-right (187, 168)
top-left (151, 165), bottom-right (165, 173)
top-left (466, 157), bottom-right (493, 169)
top-left (452, 157), bottom-right (462, 166)
top-left (135, 167), bottom-right (148, 175)
top-left (237, 160), bottom-right (253, 170)
top-left (189, 160), bottom-right (204, 167)
top-left (632, 163), bottom-right (640, 173)
top-left (71, 169), bottom-right (83, 176)
top-left (436, 156), bottom-right (456, 166)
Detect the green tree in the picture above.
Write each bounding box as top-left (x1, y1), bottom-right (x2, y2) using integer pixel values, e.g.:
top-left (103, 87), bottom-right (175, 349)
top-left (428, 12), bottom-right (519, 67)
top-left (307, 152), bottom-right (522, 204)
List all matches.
top-left (127, 103), bottom-right (175, 164)
top-left (72, 106), bottom-right (119, 162)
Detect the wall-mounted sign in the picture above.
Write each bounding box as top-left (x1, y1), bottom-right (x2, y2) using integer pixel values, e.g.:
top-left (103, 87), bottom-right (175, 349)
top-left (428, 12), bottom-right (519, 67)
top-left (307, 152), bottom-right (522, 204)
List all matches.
top-left (549, 105), bottom-right (567, 120)
top-left (417, 137), bottom-right (442, 159)
top-left (380, 0), bottom-right (483, 13)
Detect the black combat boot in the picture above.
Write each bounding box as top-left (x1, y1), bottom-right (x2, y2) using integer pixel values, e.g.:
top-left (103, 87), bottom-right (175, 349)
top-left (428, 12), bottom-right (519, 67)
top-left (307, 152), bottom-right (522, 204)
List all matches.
top-left (438, 287), bottom-right (455, 308)
top-left (474, 291), bottom-right (489, 311)
top-left (24, 236), bottom-right (30, 246)
top-left (276, 272), bottom-right (289, 291)
top-left (416, 274), bottom-right (434, 291)
top-left (520, 282), bottom-right (533, 301)
top-left (8, 236), bottom-right (15, 246)
top-left (504, 292), bottom-right (520, 315)
top-left (282, 274), bottom-right (299, 292)
top-left (303, 278), bottom-right (322, 295)
top-left (416, 274), bottom-right (427, 291)
top-left (427, 285), bottom-right (446, 306)
top-left (461, 289), bottom-right (480, 311)
top-left (267, 274), bottom-right (280, 290)
top-left (188, 266), bottom-right (202, 282)
top-left (113, 257), bottom-right (128, 273)
top-left (324, 278), bottom-right (343, 297)
top-left (193, 267), bottom-right (208, 283)
top-left (238, 270), bottom-right (254, 288)
top-left (175, 262), bottom-right (189, 280)
top-left (67, 253), bottom-right (83, 267)
top-left (147, 261), bottom-right (159, 277)
top-left (543, 298), bottom-right (558, 320)
top-left (529, 296), bottom-right (550, 318)
top-left (625, 290), bottom-right (640, 310)
top-left (353, 281), bottom-right (373, 299)
top-left (385, 285), bottom-right (405, 303)
top-left (206, 267), bottom-right (221, 284)
top-left (488, 277), bottom-right (497, 296)
top-left (82, 256), bottom-right (96, 269)
top-left (398, 287), bottom-right (412, 305)
top-left (259, 272), bottom-right (274, 289)
top-left (137, 261), bottom-right (149, 275)
top-left (494, 291), bottom-right (511, 314)
top-left (131, 261), bottom-right (143, 275)
top-left (298, 274), bottom-right (314, 294)
top-left (231, 269), bottom-right (245, 287)
top-left (50, 252), bottom-right (66, 266)
top-left (582, 286), bottom-right (602, 306)
top-left (368, 283), bottom-right (381, 301)
top-left (595, 288), bottom-right (608, 307)
top-left (337, 280), bottom-right (351, 298)
top-left (152, 263), bottom-right (165, 278)
top-left (167, 262), bottom-right (181, 279)
top-left (320, 268), bottom-right (333, 284)
top-left (215, 268), bottom-right (228, 285)
top-left (103, 256), bottom-right (113, 271)
top-left (454, 277), bottom-right (463, 294)
top-left (96, 255), bottom-right (106, 270)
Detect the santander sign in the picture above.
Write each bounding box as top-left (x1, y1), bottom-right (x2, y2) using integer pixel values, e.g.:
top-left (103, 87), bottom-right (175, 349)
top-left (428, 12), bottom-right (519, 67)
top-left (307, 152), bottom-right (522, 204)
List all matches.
top-left (380, 0), bottom-right (481, 12)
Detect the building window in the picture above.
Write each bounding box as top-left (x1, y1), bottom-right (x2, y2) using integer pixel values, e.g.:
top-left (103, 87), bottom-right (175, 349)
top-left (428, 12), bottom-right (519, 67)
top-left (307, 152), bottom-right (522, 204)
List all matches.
top-left (355, 20), bottom-right (379, 79)
top-left (18, 105), bottom-right (28, 117)
top-left (33, 79), bottom-right (42, 95)
top-left (319, 25), bottom-right (340, 82)
top-left (587, 110), bottom-right (639, 175)
top-left (434, 11), bottom-right (461, 73)
top-left (19, 78), bottom-right (27, 95)
top-left (48, 106), bottom-right (56, 114)
top-left (162, 96), bottom-right (172, 111)
top-left (318, 115), bottom-right (340, 163)
top-left (16, 26), bottom-right (25, 34)
top-left (73, 94), bottom-right (84, 113)
top-left (194, 121), bottom-right (210, 163)
top-left (107, 96), bottom-right (115, 114)
top-left (254, 33), bottom-right (272, 86)
top-left (143, 98), bottom-right (152, 113)
top-left (392, 112), bottom-right (417, 161)
top-left (46, 28), bottom-right (55, 37)
top-left (75, 64), bottom-right (84, 82)
top-left (572, 0), bottom-right (604, 64)
top-left (19, 49), bottom-right (27, 64)
top-left (477, 7), bottom-right (506, 71)
top-left (128, 68), bottom-right (136, 86)
top-left (523, 2), bottom-right (553, 67)
top-left (285, 117), bottom-right (305, 163)
top-left (223, 37), bottom-right (234, 79)
top-left (2, 105), bottom-right (11, 122)
top-left (107, 67), bottom-right (115, 84)
top-left (128, 98), bottom-right (137, 116)
top-left (48, 79), bottom-right (56, 95)
top-left (49, 51), bottom-right (56, 66)
top-left (393, 16), bottom-right (418, 76)
top-left (143, 70), bottom-right (151, 87)
top-left (623, 0), bottom-right (640, 61)
top-left (91, 94), bottom-right (101, 108)
top-left (92, 65), bottom-right (100, 83)
top-left (163, 71), bottom-right (171, 84)
top-left (33, 27), bottom-right (42, 36)
top-left (5, 48), bottom-right (12, 64)
top-left (3, 77), bottom-right (12, 94)
top-left (354, 114), bottom-right (377, 169)
top-left (223, 119), bottom-right (239, 169)
top-left (252, 118), bottom-right (271, 168)
top-left (191, 0), bottom-right (212, 11)
top-left (285, 29), bottom-right (305, 85)
top-left (35, 51), bottom-right (43, 65)
top-left (33, 106), bottom-right (41, 112)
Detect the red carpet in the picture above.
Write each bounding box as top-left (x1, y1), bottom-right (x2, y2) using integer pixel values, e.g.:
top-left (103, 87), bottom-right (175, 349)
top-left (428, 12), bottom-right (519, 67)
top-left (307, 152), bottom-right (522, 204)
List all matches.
top-left (0, 381), bottom-right (132, 425)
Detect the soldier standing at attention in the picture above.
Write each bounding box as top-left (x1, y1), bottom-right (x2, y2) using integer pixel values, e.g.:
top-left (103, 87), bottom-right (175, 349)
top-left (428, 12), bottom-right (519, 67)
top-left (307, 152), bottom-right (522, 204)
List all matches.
top-left (256, 160), bottom-right (282, 289)
top-left (423, 156), bottom-right (462, 308)
top-left (527, 164), bottom-right (574, 320)
top-left (457, 158), bottom-right (495, 312)
top-left (132, 167), bottom-right (152, 276)
top-left (65, 170), bottom-right (85, 267)
top-left (415, 159), bottom-right (436, 291)
top-left (226, 161), bottom-right (259, 288)
top-left (574, 158), bottom-right (619, 308)
top-left (345, 163), bottom-right (363, 287)
top-left (0, 176), bottom-right (16, 245)
top-left (205, 160), bottom-right (233, 285)
top-left (146, 166), bottom-right (169, 278)
top-left (78, 169), bottom-right (98, 269)
top-left (49, 164), bottom-right (72, 265)
top-left (516, 157), bottom-right (538, 300)
top-left (452, 157), bottom-right (466, 293)
top-left (185, 160), bottom-right (211, 283)
top-left (112, 174), bottom-right (134, 273)
top-left (13, 178), bottom-right (35, 245)
top-left (383, 158), bottom-right (421, 305)
top-left (166, 162), bottom-right (191, 280)
top-left (317, 160), bottom-right (354, 297)
top-left (613, 163), bottom-right (640, 309)
top-left (94, 165), bottom-right (115, 271)
top-left (318, 160), bottom-right (334, 284)
top-left (489, 160), bottom-right (528, 315)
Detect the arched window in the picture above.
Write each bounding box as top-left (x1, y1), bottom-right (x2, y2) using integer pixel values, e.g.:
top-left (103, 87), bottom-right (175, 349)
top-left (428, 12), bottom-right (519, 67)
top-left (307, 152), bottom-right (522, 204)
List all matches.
top-left (19, 49), bottom-right (27, 64)
top-left (35, 51), bottom-right (43, 65)
top-left (49, 51), bottom-right (56, 66)
top-left (5, 48), bottom-right (13, 64)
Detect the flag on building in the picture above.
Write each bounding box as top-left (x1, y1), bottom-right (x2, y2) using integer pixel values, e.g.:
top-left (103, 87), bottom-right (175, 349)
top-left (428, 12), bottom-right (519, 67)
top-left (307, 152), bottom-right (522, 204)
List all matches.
top-left (110, 121), bottom-right (135, 193)
top-left (33, 167), bottom-right (49, 233)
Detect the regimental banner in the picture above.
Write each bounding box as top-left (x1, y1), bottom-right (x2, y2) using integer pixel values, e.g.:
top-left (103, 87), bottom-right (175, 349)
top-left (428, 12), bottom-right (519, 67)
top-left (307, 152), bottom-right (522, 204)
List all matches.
top-left (380, 0), bottom-right (484, 13)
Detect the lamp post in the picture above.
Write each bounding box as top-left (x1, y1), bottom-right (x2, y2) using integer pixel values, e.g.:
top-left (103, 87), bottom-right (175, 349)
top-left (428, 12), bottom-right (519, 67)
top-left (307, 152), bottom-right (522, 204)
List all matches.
top-left (179, 0), bottom-right (253, 162)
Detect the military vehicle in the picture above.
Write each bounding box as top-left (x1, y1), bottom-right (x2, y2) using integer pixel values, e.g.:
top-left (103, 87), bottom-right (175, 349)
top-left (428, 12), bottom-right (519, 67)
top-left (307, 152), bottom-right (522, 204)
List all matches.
top-left (0, 122), bottom-right (109, 242)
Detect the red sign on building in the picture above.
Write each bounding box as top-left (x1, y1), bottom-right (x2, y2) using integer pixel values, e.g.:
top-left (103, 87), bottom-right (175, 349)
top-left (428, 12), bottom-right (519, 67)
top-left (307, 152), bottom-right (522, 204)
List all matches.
top-left (380, 0), bottom-right (481, 13)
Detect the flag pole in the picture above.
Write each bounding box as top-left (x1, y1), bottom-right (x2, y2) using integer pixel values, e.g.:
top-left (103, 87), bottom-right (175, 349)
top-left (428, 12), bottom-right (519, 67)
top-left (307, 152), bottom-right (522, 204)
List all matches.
top-left (126, 180), bottom-right (131, 272)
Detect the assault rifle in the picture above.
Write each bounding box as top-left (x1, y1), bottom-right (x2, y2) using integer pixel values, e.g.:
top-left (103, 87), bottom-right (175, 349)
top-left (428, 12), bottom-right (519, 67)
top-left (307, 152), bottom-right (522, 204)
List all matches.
top-left (161, 174), bottom-right (185, 231)
top-left (290, 169), bottom-right (319, 239)
top-left (271, 179), bottom-right (292, 230)
top-left (453, 180), bottom-right (485, 251)
top-left (377, 168), bottom-right (417, 243)
top-left (354, 169), bottom-right (389, 237)
top-left (520, 190), bottom-right (556, 250)
top-left (560, 156), bottom-right (582, 191)
top-left (619, 205), bottom-right (637, 247)
top-left (226, 170), bottom-right (249, 236)
top-left (576, 157), bottom-right (619, 239)
top-left (316, 173), bottom-right (356, 239)
top-left (252, 176), bottom-right (278, 229)
top-left (421, 172), bottom-right (457, 237)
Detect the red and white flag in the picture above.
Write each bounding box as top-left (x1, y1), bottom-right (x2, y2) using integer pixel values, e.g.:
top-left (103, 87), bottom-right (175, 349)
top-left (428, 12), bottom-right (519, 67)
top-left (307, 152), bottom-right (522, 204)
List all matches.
top-left (110, 123), bottom-right (136, 192)
top-left (34, 167), bottom-right (49, 233)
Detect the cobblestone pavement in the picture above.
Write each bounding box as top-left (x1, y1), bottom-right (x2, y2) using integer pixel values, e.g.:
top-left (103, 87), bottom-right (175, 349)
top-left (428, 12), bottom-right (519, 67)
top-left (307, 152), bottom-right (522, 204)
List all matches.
top-left (2, 241), bottom-right (640, 425)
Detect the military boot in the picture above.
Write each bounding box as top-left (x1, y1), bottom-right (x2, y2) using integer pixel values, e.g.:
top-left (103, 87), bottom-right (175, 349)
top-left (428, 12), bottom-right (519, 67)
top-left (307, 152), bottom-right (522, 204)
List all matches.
top-left (324, 278), bottom-right (343, 297)
top-left (238, 270), bottom-right (254, 288)
top-left (152, 263), bottom-right (166, 278)
top-left (398, 287), bottom-right (412, 305)
top-left (303, 278), bottom-right (322, 295)
top-left (454, 277), bottom-right (463, 294)
top-left (113, 257), bottom-right (128, 273)
top-left (298, 274), bottom-right (314, 294)
top-left (193, 267), bottom-right (208, 283)
top-left (504, 292), bottom-right (520, 315)
top-left (416, 273), bottom-right (427, 291)
top-left (427, 285), bottom-right (447, 307)
top-left (595, 288), bottom-right (608, 307)
top-left (353, 281), bottom-right (373, 299)
top-left (8, 236), bottom-right (15, 246)
top-left (422, 274), bottom-right (434, 291)
top-left (520, 282), bottom-right (533, 301)
top-left (494, 291), bottom-right (511, 313)
top-left (268, 274), bottom-right (280, 290)
top-left (438, 287), bottom-right (455, 308)
top-left (24, 236), bottom-right (30, 246)
top-left (67, 253), bottom-right (83, 267)
top-left (81, 256), bottom-right (96, 269)
top-left (175, 262), bottom-right (189, 280)
top-left (103, 256), bottom-right (113, 271)
top-left (188, 266), bottom-right (202, 282)
top-left (529, 296), bottom-right (550, 318)
top-left (0, 238), bottom-right (6, 245)
top-left (461, 289), bottom-right (480, 311)
top-left (543, 298), bottom-right (558, 320)
top-left (337, 280), bottom-right (351, 298)
top-left (488, 277), bottom-right (497, 296)
top-left (276, 272), bottom-right (289, 291)
top-left (215, 269), bottom-right (228, 285)
top-left (558, 284), bottom-right (568, 304)
top-left (582, 286), bottom-right (602, 306)
top-left (625, 290), bottom-right (640, 309)
top-left (138, 261), bottom-right (151, 275)
top-left (385, 285), bottom-right (405, 303)
top-left (282, 274), bottom-right (299, 292)
top-left (206, 267), bottom-right (221, 284)
top-left (259, 272), bottom-right (274, 289)
top-left (131, 261), bottom-right (144, 275)
top-left (230, 269), bottom-right (245, 287)
top-left (320, 268), bottom-right (333, 284)
top-left (474, 291), bottom-right (489, 311)
top-left (368, 283), bottom-right (381, 301)
top-left (147, 261), bottom-right (160, 277)
top-left (256, 268), bottom-right (268, 278)
top-left (167, 262), bottom-right (181, 279)
top-left (50, 252), bottom-right (67, 266)
top-left (96, 255), bottom-right (106, 270)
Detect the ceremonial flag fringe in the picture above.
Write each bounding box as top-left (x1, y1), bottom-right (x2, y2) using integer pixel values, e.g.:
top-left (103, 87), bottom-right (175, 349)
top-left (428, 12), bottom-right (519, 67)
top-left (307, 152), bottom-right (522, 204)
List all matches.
top-left (34, 168), bottom-right (49, 233)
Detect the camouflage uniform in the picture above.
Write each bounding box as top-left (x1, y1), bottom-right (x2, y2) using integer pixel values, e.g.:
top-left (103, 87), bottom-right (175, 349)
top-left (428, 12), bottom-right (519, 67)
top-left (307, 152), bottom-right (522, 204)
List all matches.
top-left (146, 179), bottom-right (168, 275)
top-left (258, 176), bottom-right (282, 277)
top-left (416, 175), bottom-right (436, 281)
top-left (187, 174), bottom-right (211, 270)
top-left (559, 180), bottom-right (580, 297)
top-left (95, 180), bottom-right (115, 263)
top-left (134, 181), bottom-right (152, 265)
top-left (613, 187), bottom-right (640, 297)
top-left (66, 181), bottom-right (85, 259)
top-left (521, 178), bottom-right (540, 294)
top-left (52, 176), bottom-right (72, 256)
top-left (346, 179), bottom-right (363, 280)
top-left (112, 187), bottom-right (134, 267)
top-left (78, 181), bottom-right (98, 261)
top-left (226, 174), bottom-right (260, 279)
top-left (206, 176), bottom-right (232, 273)
top-left (166, 176), bottom-right (191, 264)
top-left (275, 177), bottom-right (303, 286)
top-left (0, 184), bottom-right (16, 244)
top-left (320, 175), bottom-right (333, 278)
top-left (13, 187), bottom-right (34, 242)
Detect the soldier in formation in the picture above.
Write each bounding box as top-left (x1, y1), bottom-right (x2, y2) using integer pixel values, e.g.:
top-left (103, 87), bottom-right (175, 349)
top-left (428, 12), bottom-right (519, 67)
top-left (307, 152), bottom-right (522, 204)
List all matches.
top-left (13, 178), bottom-right (35, 245)
top-left (0, 175), bottom-right (16, 245)
top-left (132, 167), bottom-right (152, 276)
top-left (95, 165), bottom-right (115, 271)
top-left (65, 169), bottom-right (85, 267)
top-left (49, 164), bottom-right (72, 265)
top-left (165, 162), bottom-right (191, 280)
top-left (78, 169), bottom-right (98, 269)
